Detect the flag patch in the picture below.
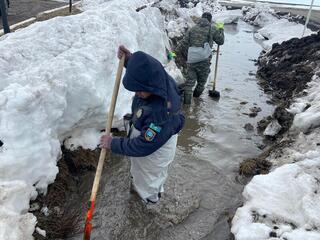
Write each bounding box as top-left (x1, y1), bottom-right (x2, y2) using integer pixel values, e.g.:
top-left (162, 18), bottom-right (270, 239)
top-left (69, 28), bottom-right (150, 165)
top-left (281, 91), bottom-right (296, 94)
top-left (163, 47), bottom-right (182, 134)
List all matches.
top-left (149, 123), bottom-right (161, 133)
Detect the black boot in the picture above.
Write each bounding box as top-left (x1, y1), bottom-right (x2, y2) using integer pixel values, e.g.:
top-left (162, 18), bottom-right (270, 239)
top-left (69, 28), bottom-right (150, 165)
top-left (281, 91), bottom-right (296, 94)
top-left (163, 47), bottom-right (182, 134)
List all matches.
top-left (193, 89), bottom-right (203, 98)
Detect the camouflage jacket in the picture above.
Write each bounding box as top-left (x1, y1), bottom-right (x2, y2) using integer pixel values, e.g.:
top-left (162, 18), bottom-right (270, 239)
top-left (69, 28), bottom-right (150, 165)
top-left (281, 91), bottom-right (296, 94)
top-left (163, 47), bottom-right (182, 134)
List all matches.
top-left (176, 18), bottom-right (224, 60)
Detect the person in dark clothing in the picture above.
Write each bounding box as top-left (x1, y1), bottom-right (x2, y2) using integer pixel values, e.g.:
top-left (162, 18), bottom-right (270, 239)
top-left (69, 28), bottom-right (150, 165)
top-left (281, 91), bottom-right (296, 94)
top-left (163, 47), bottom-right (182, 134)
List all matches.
top-left (176, 12), bottom-right (225, 104)
top-left (100, 45), bottom-right (185, 203)
top-left (0, 0), bottom-right (9, 17)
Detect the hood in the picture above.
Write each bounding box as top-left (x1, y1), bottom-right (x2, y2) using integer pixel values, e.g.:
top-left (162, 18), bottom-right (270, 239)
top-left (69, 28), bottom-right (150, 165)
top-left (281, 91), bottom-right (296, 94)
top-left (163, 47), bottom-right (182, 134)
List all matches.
top-left (123, 51), bottom-right (168, 99)
top-left (123, 51), bottom-right (181, 113)
top-left (198, 18), bottom-right (210, 27)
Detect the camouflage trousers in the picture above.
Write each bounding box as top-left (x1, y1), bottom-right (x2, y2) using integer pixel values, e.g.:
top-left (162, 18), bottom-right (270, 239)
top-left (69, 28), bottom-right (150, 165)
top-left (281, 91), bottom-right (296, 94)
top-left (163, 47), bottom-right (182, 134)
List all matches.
top-left (184, 60), bottom-right (211, 95)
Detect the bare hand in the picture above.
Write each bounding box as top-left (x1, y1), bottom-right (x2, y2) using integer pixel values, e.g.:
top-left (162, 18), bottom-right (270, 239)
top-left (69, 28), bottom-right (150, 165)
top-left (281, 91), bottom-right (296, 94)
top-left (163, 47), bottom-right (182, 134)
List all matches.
top-left (100, 135), bottom-right (113, 149)
top-left (117, 45), bottom-right (132, 62)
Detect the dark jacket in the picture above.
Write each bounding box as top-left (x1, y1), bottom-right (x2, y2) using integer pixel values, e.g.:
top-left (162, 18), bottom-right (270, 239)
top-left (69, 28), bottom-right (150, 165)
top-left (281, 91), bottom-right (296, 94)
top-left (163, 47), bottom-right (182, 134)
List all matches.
top-left (111, 51), bottom-right (185, 157)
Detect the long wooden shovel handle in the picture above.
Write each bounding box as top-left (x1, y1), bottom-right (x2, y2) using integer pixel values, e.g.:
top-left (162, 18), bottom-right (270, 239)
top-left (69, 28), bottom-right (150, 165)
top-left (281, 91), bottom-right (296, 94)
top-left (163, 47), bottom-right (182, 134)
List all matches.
top-left (83, 55), bottom-right (125, 240)
top-left (212, 45), bottom-right (220, 91)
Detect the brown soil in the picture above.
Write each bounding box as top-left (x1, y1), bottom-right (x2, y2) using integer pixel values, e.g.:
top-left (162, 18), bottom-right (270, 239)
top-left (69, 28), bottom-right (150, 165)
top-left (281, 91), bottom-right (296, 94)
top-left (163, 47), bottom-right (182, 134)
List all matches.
top-left (32, 147), bottom-right (99, 239)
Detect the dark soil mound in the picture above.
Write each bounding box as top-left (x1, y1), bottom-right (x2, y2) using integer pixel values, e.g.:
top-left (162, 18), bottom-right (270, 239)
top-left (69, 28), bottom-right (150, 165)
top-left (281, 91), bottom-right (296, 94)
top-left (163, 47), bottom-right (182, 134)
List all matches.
top-left (256, 32), bottom-right (320, 137)
top-left (257, 31), bottom-right (320, 104)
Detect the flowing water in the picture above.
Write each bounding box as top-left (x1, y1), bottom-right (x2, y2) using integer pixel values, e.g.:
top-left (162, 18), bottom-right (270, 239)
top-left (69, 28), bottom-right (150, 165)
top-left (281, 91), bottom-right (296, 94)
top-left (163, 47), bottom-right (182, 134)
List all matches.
top-left (69, 20), bottom-right (274, 240)
top-left (180, 21), bottom-right (274, 175)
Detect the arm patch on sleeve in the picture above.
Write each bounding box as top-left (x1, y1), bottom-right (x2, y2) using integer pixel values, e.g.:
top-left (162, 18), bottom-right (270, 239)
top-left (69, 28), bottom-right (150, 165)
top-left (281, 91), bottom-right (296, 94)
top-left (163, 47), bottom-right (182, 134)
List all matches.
top-left (145, 128), bottom-right (157, 142)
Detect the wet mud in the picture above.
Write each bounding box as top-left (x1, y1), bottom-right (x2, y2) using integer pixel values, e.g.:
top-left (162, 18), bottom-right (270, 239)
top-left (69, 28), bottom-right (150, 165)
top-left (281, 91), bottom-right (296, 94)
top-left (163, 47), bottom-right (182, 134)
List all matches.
top-left (32, 147), bottom-right (101, 239)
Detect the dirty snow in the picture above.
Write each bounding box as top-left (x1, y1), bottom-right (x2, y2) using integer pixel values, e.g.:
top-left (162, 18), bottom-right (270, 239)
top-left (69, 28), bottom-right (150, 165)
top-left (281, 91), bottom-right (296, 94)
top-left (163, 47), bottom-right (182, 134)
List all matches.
top-left (291, 72), bottom-right (320, 132)
top-left (162, 0), bottom-right (224, 39)
top-left (0, 181), bottom-right (37, 240)
top-left (232, 158), bottom-right (320, 240)
top-left (212, 9), bottom-right (242, 24)
top-left (242, 3), bottom-right (314, 50)
top-left (242, 3), bottom-right (278, 27)
top-left (256, 19), bottom-right (315, 50)
top-left (64, 127), bottom-right (104, 150)
top-left (263, 119), bottom-right (282, 136)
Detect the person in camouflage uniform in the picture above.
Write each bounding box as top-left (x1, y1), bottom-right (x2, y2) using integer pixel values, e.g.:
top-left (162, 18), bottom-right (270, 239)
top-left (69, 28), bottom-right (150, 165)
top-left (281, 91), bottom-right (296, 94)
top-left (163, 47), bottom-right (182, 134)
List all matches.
top-left (176, 12), bottom-right (225, 104)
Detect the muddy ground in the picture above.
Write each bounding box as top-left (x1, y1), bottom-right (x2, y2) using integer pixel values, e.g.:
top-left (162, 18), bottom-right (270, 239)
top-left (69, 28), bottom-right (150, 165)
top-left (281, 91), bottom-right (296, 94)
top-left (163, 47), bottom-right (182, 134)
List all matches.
top-left (32, 147), bottom-right (100, 239)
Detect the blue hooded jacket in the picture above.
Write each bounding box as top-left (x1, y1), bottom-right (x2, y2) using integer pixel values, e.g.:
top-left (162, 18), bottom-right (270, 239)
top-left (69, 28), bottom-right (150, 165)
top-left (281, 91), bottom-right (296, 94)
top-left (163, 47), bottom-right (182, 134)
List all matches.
top-left (111, 51), bottom-right (185, 157)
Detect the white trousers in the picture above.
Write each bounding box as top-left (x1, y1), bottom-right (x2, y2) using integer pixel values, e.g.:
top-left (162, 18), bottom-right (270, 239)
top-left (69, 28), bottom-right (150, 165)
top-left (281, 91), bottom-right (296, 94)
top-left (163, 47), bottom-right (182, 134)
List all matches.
top-left (129, 127), bottom-right (178, 202)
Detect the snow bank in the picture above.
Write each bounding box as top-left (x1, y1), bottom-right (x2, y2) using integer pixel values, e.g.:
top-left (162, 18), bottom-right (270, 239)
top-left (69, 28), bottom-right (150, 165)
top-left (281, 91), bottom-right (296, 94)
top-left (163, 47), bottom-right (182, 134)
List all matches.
top-left (256, 19), bottom-right (314, 50)
top-left (0, 0), bottom-right (169, 238)
top-left (212, 9), bottom-right (242, 24)
top-left (0, 181), bottom-right (37, 240)
top-left (161, 0), bottom-right (224, 39)
top-left (165, 60), bottom-right (185, 84)
top-left (242, 3), bottom-right (314, 50)
top-left (232, 158), bottom-right (320, 240)
top-left (242, 3), bottom-right (278, 27)
top-left (290, 72), bottom-right (320, 132)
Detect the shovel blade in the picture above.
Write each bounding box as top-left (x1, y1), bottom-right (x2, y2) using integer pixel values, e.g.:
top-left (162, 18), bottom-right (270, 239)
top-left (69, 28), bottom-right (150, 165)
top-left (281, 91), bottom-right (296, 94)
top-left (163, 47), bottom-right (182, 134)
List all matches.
top-left (208, 90), bottom-right (220, 99)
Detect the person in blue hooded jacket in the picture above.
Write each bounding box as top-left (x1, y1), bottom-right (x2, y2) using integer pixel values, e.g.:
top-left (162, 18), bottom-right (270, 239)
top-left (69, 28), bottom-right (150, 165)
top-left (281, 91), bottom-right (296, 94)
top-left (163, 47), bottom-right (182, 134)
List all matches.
top-left (100, 45), bottom-right (185, 204)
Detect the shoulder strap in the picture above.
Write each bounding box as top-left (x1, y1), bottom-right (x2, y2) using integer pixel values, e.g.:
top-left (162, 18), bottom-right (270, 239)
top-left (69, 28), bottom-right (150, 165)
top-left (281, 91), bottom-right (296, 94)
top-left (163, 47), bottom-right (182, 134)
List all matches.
top-left (207, 25), bottom-right (211, 43)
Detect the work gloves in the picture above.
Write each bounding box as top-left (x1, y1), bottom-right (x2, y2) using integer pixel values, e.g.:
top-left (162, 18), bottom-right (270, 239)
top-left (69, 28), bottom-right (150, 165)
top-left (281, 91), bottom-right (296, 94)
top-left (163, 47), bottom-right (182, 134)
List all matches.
top-left (214, 22), bottom-right (224, 30)
top-left (167, 51), bottom-right (176, 61)
top-left (100, 135), bottom-right (113, 150)
top-left (117, 45), bottom-right (132, 64)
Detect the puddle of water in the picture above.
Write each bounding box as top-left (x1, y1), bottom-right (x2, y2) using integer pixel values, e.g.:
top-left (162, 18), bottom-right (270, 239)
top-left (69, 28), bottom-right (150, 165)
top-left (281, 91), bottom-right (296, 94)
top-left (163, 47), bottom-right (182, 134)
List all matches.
top-left (179, 20), bottom-right (273, 176)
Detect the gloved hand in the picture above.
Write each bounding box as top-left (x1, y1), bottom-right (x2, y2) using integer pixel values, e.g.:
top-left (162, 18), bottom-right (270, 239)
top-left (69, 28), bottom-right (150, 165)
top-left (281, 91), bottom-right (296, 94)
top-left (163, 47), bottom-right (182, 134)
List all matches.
top-left (214, 22), bottom-right (224, 30)
top-left (100, 135), bottom-right (113, 150)
top-left (117, 45), bottom-right (132, 62)
top-left (167, 51), bottom-right (177, 61)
